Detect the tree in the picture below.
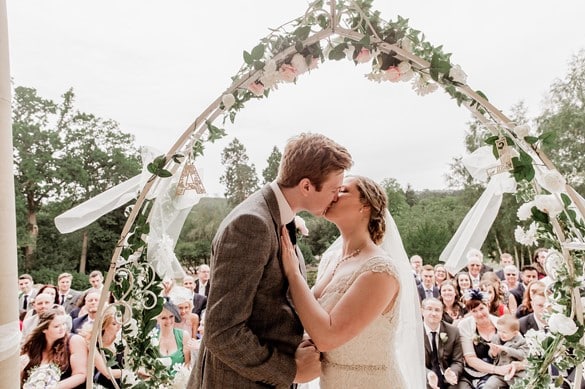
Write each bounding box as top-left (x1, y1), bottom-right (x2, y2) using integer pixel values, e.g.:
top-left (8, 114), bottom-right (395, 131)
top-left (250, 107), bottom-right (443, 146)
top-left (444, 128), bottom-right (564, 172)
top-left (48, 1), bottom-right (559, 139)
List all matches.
top-left (262, 146), bottom-right (281, 184)
top-left (12, 86), bottom-right (141, 271)
top-left (220, 138), bottom-right (259, 206)
top-left (13, 87), bottom-right (62, 270)
top-left (537, 49), bottom-right (585, 191)
top-left (380, 178), bottom-right (409, 217)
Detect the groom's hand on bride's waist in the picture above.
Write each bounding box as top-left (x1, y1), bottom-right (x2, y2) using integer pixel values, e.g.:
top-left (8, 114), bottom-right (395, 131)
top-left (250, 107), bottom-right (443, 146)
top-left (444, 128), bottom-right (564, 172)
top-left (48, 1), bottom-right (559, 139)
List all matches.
top-left (293, 340), bottom-right (321, 383)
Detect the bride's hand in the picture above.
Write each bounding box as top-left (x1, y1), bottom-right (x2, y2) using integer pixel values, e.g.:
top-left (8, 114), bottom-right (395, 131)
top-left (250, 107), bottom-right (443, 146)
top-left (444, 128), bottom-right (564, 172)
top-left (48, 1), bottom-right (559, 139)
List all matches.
top-left (281, 226), bottom-right (300, 279)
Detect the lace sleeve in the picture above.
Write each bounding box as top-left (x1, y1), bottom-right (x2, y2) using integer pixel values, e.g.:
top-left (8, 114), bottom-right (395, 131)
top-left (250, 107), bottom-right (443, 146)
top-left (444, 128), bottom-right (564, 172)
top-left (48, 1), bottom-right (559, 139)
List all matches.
top-left (358, 256), bottom-right (399, 279)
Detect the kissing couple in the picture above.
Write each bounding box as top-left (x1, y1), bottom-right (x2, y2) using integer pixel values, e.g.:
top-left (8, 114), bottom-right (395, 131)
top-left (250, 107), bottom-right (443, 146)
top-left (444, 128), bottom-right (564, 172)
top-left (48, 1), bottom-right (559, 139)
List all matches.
top-left (188, 133), bottom-right (425, 388)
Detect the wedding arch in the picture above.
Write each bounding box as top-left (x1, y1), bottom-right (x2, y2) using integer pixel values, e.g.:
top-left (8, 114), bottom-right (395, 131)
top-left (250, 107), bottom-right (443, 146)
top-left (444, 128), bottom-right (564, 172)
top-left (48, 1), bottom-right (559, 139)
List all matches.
top-left (79, 1), bottom-right (585, 387)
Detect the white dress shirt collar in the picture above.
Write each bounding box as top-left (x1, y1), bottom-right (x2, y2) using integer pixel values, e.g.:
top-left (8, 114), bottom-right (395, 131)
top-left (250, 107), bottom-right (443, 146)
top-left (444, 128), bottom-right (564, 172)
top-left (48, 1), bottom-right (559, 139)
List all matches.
top-left (269, 181), bottom-right (295, 225)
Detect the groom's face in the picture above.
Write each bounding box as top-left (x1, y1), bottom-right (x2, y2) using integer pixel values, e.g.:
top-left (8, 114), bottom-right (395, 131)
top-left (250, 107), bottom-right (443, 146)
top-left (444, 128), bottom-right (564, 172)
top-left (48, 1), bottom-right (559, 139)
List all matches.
top-left (306, 170), bottom-right (345, 217)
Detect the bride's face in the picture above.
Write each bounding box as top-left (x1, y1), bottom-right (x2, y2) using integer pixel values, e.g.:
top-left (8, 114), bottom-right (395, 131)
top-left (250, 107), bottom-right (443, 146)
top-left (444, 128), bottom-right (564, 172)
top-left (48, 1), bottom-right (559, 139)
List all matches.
top-left (324, 177), bottom-right (363, 223)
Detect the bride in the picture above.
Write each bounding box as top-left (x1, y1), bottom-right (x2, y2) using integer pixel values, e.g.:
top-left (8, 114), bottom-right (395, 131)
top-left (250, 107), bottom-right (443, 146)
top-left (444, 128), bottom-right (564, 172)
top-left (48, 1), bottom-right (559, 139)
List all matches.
top-left (281, 175), bottom-right (425, 388)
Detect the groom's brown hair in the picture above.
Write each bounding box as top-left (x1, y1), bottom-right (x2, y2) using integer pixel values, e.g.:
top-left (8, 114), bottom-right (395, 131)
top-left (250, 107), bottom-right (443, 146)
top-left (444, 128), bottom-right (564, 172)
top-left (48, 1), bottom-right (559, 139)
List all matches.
top-left (277, 132), bottom-right (352, 190)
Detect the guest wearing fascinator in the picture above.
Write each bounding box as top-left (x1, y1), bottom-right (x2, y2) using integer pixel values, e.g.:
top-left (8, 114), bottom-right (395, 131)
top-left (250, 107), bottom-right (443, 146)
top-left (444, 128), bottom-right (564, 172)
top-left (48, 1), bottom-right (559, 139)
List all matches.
top-left (457, 289), bottom-right (522, 388)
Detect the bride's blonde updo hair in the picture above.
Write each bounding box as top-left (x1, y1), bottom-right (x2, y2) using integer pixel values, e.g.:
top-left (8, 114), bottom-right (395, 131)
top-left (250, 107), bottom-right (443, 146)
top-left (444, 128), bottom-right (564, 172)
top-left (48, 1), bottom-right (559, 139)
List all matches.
top-left (353, 176), bottom-right (387, 244)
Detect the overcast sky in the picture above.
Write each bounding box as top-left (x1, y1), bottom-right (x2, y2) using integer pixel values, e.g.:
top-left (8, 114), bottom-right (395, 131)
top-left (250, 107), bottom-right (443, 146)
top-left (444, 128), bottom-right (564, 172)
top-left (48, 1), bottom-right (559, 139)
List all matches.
top-left (6, 1), bottom-right (585, 196)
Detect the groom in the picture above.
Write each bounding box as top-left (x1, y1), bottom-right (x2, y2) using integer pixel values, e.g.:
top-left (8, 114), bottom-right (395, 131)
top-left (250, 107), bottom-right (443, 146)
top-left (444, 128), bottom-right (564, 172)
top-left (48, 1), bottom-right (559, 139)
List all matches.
top-left (189, 133), bottom-right (353, 388)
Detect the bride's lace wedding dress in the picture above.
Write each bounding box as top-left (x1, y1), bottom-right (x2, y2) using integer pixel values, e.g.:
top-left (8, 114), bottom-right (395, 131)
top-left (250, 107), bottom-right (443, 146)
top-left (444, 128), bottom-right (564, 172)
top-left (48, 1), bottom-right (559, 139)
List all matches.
top-left (317, 255), bottom-right (406, 388)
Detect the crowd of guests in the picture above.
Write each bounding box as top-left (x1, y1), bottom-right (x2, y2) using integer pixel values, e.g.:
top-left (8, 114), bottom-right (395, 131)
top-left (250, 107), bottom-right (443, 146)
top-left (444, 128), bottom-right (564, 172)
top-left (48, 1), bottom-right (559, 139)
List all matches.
top-left (412, 248), bottom-right (578, 389)
top-left (16, 248), bottom-right (571, 388)
top-left (17, 265), bottom-right (211, 388)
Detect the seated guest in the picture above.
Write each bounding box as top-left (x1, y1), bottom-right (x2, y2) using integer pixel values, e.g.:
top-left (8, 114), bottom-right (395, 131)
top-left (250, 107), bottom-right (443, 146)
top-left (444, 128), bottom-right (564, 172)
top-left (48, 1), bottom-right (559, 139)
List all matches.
top-left (422, 298), bottom-right (464, 389)
top-left (20, 308), bottom-right (87, 388)
top-left (71, 290), bottom-right (101, 333)
top-left (519, 294), bottom-right (548, 335)
top-left (434, 264), bottom-right (450, 287)
top-left (515, 280), bottom-right (546, 319)
top-left (479, 279), bottom-right (509, 317)
top-left (485, 314), bottom-right (528, 388)
top-left (21, 292), bottom-right (54, 341)
top-left (454, 272), bottom-right (472, 300)
top-left (458, 289), bottom-right (521, 388)
top-left (157, 302), bottom-right (191, 373)
top-left (495, 253), bottom-right (515, 281)
top-left (418, 265), bottom-right (440, 302)
top-left (439, 280), bottom-right (467, 326)
top-left (79, 306), bottom-right (123, 388)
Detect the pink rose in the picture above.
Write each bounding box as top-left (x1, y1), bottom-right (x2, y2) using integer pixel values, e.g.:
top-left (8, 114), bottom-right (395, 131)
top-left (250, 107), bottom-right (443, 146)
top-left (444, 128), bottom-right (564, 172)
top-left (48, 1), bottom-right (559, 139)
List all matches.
top-left (385, 66), bottom-right (401, 82)
top-left (248, 81), bottom-right (265, 96)
top-left (279, 64), bottom-right (297, 83)
top-left (355, 48), bottom-right (372, 63)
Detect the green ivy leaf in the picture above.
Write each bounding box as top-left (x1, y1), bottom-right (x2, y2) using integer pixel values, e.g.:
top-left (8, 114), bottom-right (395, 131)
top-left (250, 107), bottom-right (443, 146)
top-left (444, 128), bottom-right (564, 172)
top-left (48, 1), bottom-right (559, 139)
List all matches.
top-left (294, 25), bottom-right (311, 41)
top-left (328, 43), bottom-right (347, 61)
top-left (524, 135), bottom-right (539, 145)
top-left (475, 90), bottom-right (489, 101)
top-left (295, 41), bottom-right (304, 53)
top-left (485, 135), bottom-right (499, 145)
top-left (206, 121), bottom-right (226, 142)
top-left (539, 131), bottom-right (556, 147)
top-left (171, 154), bottom-right (184, 164)
top-left (561, 193), bottom-right (572, 207)
top-left (531, 207), bottom-right (550, 224)
top-left (253, 60), bottom-right (265, 70)
top-left (192, 141), bottom-right (205, 157)
top-left (243, 50), bottom-right (253, 65)
top-left (251, 43), bottom-right (265, 60)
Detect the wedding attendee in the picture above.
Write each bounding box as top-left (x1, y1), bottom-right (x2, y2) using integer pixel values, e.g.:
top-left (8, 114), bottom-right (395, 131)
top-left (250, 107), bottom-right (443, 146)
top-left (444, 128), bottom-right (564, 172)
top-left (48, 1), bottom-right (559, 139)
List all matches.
top-left (454, 272), bottom-right (472, 300)
top-left (190, 133), bottom-right (351, 388)
top-left (18, 274), bottom-right (37, 319)
top-left (411, 255), bottom-right (424, 284)
top-left (281, 176), bottom-right (425, 387)
top-left (510, 265), bottom-right (539, 308)
top-left (458, 289), bottom-right (519, 388)
top-left (421, 298), bottom-right (464, 389)
top-left (79, 306), bottom-right (123, 388)
top-left (20, 308), bottom-right (87, 388)
top-left (194, 264), bottom-right (211, 297)
top-left (519, 294), bottom-right (548, 334)
top-left (71, 290), bottom-right (101, 333)
top-left (434, 264), bottom-right (450, 287)
top-left (418, 265), bottom-right (440, 302)
top-left (158, 302), bottom-right (191, 373)
top-left (515, 280), bottom-right (546, 319)
top-left (21, 292), bottom-right (54, 341)
top-left (484, 314), bottom-right (528, 388)
top-left (439, 280), bottom-right (466, 326)
top-left (57, 272), bottom-right (81, 314)
top-left (466, 250), bottom-right (485, 289)
top-left (170, 287), bottom-right (200, 338)
top-left (495, 253), bottom-right (514, 281)
top-left (502, 265), bottom-right (521, 308)
top-left (35, 284), bottom-right (60, 306)
top-left (88, 270), bottom-right (104, 292)
top-left (183, 275), bottom-right (207, 316)
top-left (532, 248), bottom-right (548, 279)
top-left (479, 280), bottom-right (508, 317)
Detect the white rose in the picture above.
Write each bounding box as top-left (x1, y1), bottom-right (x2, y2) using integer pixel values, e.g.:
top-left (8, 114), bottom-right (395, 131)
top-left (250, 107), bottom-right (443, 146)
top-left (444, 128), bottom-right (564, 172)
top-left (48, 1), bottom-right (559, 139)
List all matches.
top-left (294, 215), bottom-right (309, 236)
top-left (150, 336), bottom-right (159, 347)
top-left (534, 194), bottom-right (564, 218)
top-left (290, 53), bottom-right (308, 75)
top-left (548, 313), bottom-right (578, 336)
top-left (449, 64), bottom-right (467, 84)
top-left (537, 169), bottom-right (566, 194)
top-left (514, 223), bottom-right (538, 246)
top-left (513, 124), bottom-right (531, 138)
top-left (517, 201), bottom-right (534, 221)
top-left (221, 94), bottom-right (235, 110)
top-left (259, 60), bottom-right (279, 89)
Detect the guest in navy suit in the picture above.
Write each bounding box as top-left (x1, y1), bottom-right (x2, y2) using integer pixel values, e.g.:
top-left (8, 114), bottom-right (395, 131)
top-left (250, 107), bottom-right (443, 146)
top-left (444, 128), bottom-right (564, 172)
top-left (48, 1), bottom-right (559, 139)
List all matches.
top-left (418, 265), bottom-right (440, 303)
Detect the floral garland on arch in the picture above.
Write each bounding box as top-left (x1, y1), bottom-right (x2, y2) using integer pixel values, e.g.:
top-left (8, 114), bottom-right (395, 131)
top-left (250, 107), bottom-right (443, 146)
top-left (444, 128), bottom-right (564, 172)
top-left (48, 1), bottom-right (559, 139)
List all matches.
top-left (97, 1), bottom-right (585, 388)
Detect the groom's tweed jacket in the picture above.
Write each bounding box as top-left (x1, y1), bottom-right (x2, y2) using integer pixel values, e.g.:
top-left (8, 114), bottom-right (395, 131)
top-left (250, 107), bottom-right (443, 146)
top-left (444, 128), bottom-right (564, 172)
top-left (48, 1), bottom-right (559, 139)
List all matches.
top-left (190, 184), bottom-right (304, 388)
